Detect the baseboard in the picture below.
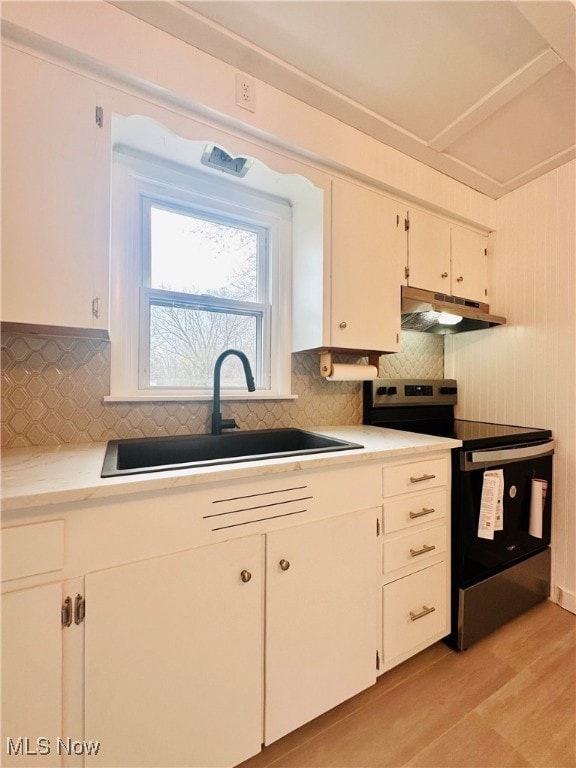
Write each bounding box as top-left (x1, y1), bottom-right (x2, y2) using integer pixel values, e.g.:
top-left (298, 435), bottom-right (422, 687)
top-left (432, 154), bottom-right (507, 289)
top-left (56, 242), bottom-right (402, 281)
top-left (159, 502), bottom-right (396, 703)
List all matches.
top-left (552, 586), bottom-right (576, 614)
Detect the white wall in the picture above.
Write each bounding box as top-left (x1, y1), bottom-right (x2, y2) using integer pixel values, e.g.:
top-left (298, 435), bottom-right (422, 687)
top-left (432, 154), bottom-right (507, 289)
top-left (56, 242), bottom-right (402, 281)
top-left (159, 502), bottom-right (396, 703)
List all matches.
top-left (446, 160), bottom-right (576, 612)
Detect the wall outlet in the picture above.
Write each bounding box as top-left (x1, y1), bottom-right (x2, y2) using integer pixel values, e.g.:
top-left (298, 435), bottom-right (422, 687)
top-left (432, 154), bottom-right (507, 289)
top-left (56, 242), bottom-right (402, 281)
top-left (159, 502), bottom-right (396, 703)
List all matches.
top-left (235, 72), bottom-right (255, 112)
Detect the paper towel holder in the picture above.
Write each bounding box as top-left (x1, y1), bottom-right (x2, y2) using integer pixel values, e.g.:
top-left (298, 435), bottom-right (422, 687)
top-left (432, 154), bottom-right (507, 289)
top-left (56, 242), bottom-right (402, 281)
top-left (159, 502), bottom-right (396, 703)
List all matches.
top-left (319, 351), bottom-right (380, 378)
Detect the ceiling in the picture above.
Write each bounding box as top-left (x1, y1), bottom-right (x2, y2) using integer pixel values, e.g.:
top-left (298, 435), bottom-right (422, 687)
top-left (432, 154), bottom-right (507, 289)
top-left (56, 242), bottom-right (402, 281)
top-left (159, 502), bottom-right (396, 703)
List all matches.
top-left (114, 1), bottom-right (575, 198)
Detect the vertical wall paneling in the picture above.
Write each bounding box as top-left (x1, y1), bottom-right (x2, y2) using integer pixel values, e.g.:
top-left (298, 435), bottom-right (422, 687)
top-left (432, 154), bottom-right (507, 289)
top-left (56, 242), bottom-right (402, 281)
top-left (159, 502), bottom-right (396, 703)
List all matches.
top-left (446, 160), bottom-right (576, 612)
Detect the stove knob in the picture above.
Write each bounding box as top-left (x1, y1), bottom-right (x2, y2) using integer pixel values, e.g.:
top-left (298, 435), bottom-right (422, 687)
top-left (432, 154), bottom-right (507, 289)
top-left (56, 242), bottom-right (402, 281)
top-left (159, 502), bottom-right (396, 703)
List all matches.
top-left (387, 386), bottom-right (397, 395)
top-left (377, 386), bottom-right (387, 395)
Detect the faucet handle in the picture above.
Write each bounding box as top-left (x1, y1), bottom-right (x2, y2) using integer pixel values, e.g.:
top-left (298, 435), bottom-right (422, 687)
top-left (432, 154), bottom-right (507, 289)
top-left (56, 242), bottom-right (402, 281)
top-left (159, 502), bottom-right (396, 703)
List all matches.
top-left (220, 418), bottom-right (239, 431)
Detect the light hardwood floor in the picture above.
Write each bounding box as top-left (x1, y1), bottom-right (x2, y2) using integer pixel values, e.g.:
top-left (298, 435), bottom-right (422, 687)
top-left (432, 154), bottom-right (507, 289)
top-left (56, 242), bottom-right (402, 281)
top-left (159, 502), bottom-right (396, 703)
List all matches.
top-left (240, 601), bottom-right (575, 768)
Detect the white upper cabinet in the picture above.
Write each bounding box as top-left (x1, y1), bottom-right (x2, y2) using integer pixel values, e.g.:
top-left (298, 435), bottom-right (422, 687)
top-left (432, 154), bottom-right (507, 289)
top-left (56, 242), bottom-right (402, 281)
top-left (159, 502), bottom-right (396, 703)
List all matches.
top-left (1, 47), bottom-right (110, 334)
top-left (331, 179), bottom-right (405, 353)
top-left (406, 208), bottom-right (452, 295)
top-left (407, 208), bottom-right (489, 304)
top-left (450, 225), bottom-right (488, 303)
top-left (293, 177), bottom-right (405, 354)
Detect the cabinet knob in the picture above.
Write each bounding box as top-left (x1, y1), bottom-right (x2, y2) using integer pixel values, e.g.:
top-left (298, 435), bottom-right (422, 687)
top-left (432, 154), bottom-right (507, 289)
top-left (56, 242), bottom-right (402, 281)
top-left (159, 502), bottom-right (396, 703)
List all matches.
top-left (456, 276), bottom-right (464, 282)
top-left (441, 272), bottom-right (448, 279)
top-left (240, 570), bottom-right (252, 583)
top-left (339, 321), bottom-right (347, 329)
top-left (279, 559), bottom-right (291, 571)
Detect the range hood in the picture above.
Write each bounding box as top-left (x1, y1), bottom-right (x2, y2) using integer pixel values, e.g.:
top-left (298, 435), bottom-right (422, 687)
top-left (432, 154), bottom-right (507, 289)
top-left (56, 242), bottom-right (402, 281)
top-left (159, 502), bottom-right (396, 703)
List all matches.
top-left (401, 286), bottom-right (506, 334)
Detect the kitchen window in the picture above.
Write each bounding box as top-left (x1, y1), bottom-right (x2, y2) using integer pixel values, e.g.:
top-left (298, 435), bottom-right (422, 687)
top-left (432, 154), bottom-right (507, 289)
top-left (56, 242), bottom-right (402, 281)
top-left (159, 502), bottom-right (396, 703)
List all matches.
top-left (108, 136), bottom-right (293, 401)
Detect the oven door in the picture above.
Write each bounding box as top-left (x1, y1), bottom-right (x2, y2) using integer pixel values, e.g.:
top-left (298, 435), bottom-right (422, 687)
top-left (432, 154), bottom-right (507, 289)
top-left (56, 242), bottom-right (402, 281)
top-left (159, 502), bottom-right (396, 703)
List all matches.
top-left (452, 440), bottom-right (554, 587)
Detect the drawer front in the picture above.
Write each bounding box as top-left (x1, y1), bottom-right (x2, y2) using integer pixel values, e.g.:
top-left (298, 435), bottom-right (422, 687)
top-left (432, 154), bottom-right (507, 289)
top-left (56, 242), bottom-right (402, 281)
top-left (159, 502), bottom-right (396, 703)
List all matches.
top-left (383, 562), bottom-right (447, 662)
top-left (2, 520), bottom-right (64, 581)
top-left (383, 457), bottom-right (448, 498)
top-left (383, 489), bottom-right (446, 534)
top-left (383, 524), bottom-right (446, 575)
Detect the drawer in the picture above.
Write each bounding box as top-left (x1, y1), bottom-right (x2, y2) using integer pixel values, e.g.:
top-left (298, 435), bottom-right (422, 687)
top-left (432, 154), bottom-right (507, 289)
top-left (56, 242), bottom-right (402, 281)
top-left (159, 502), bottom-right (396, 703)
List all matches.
top-left (383, 523), bottom-right (446, 574)
top-left (383, 489), bottom-right (446, 533)
top-left (2, 520), bottom-right (64, 581)
top-left (383, 562), bottom-right (447, 663)
top-left (383, 457), bottom-right (448, 498)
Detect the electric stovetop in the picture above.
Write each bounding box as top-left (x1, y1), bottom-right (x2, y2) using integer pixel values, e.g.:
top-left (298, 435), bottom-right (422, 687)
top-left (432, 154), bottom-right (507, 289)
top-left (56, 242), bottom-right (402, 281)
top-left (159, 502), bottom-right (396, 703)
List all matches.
top-left (363, 378), bottom-right (552, 450)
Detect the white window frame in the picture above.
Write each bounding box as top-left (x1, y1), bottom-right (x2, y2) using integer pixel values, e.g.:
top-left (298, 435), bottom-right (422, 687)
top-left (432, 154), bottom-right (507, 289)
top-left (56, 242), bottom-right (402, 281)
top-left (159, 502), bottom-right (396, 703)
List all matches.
top-left (108, 149), bottom-right (293, 401)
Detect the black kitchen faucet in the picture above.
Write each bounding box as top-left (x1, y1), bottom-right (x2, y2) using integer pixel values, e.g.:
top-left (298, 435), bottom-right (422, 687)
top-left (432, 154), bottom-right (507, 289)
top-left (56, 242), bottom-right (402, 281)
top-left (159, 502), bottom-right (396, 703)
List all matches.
top-left (211, 349), bottom-right (256, 435)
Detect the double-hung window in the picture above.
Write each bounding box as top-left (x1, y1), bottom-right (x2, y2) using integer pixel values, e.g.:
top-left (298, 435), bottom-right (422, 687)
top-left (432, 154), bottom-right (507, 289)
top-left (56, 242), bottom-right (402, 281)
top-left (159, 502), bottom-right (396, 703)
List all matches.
top-left (109, 133), bottom-right (293, 401)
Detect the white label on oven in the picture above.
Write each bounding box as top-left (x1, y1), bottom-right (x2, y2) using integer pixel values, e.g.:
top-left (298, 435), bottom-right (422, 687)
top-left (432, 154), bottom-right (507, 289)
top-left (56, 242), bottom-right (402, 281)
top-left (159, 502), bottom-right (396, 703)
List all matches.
top-left (478, 469), bottom-right (504, 539)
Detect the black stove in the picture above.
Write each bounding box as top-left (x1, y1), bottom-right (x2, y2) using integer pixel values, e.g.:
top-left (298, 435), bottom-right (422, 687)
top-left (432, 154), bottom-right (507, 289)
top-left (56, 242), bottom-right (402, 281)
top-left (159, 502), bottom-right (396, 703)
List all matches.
top-left (363, 378), bottom-right (554, 650)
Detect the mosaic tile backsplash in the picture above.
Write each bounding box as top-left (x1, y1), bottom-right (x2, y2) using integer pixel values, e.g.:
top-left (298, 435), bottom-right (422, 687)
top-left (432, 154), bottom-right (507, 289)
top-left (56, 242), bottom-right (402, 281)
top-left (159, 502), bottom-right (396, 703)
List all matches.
top-left (1, 331), bottom-right (443, 447)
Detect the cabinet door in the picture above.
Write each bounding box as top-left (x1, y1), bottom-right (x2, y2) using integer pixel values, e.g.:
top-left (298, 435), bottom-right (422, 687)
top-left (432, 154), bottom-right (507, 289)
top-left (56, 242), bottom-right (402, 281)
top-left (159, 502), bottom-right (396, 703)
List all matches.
top-left (331, 179), bottom-right (404, 352)
top-left (1, 583), bottom-right (63, 767)
top-left (85, 536), bottom-right (263, 768)
top-left (451, 225), bottom-right (488, 303)
top-left (1, 46), bottom-right (109, 331)
top-left (407, 209), bottom-right (451, 294)
top-left (265, 508), bottom-right (378, 744)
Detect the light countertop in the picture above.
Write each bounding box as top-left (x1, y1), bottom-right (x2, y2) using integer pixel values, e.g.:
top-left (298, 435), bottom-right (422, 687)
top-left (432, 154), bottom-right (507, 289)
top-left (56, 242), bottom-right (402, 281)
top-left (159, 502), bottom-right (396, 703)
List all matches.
top-left (1, 425), bottom-right (461, 513)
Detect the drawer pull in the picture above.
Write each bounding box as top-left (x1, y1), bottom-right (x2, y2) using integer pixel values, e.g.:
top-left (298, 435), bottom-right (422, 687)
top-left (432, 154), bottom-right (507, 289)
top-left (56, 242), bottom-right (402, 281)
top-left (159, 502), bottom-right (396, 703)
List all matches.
top-left (409, 544), bottom-right (436, 557)
top-left (409, 605), bottom-right (436, 622)
top-left (410, 473), bottom-right (436, 484)
top-left (409, 507), bottom-right (435, 519)
top-left (240, 570), bottom-right (252, 583)
top-left (279, 559), bottom-right (291, 571)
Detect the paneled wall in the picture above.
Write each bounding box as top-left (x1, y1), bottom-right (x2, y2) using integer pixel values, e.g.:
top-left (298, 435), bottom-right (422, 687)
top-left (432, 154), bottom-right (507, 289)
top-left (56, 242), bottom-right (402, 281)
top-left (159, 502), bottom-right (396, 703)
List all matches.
top-left (1, 332), bottom-right (443, 448)
top-left (446, 160), bottom-right (576, 611)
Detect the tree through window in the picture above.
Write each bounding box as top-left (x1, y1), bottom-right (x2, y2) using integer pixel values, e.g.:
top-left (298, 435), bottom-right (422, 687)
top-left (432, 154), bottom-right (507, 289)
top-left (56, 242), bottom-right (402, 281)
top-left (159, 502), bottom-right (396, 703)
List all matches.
top-left (143, 202), bottom-right (269, 389)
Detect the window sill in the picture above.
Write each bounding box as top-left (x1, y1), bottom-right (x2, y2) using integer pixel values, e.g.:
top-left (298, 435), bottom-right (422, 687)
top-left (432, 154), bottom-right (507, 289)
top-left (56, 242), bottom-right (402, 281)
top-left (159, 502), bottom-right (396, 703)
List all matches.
top-left (103, 392), bottom-right (298, 403)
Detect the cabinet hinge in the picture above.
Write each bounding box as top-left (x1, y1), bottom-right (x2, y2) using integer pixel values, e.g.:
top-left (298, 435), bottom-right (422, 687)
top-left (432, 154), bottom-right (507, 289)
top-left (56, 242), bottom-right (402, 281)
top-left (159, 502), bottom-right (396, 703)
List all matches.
top-left (376, 650), bottom-right (381, 671)
top-left (484, 248), bottom-right (487, 256)
top-left (404, 265), bottom-right (410, 280)
top-left (404, 217), bottom-right (410, 232)
top-left (396, 214), bottom-right (400, 227)
top-left (62, 596), bottom-right (73, 628)
top-left (92, 297), bottom-right (101, 319)
top-left (376, 518), bottom-right (381, 537)
top-left (74, 593), bottom-right (86, 625)
top-left (95, 105), bottom-right (104, 128)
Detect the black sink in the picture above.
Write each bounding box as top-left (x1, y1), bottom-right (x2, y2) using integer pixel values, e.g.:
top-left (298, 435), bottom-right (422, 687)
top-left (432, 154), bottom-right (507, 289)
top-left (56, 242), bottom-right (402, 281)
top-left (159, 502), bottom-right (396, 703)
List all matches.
top-left (101, 428), bottom-right (363, 477)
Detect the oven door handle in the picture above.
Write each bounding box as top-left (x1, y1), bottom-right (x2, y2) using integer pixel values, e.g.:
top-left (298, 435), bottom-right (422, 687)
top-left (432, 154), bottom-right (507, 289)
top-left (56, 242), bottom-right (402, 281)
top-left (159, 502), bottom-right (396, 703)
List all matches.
top-left (461, 440), bottom-right (555, 471)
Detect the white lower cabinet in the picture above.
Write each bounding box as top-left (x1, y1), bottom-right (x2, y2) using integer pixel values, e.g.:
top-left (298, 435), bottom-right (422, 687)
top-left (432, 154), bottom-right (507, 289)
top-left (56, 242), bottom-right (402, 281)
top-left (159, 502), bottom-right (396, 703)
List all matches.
top-left (265, 508), bottom-right (377, 744)
top-left (1, 449), bottom-right (453, 767)
top-left (1, 583), bottom-right (63, 767)
top-left (84, 507), bottom-right (378, 767)
top-left (84, 535), bottom-right (264, 768)
top-left (383, 562), bottom-right (448, 664)
top-left (380, 454), bottom-right (451, 672)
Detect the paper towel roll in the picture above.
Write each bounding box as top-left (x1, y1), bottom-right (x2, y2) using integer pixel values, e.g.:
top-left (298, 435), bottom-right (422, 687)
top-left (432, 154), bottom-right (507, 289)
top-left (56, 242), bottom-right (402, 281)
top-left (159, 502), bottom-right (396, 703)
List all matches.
top-left (326, 364), bottom-right (378, 381)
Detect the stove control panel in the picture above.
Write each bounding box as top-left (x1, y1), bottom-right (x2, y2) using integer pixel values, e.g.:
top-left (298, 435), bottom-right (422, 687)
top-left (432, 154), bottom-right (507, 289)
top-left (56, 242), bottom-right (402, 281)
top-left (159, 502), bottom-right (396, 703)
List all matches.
top-left (370, 379), bottom-right (458, 406)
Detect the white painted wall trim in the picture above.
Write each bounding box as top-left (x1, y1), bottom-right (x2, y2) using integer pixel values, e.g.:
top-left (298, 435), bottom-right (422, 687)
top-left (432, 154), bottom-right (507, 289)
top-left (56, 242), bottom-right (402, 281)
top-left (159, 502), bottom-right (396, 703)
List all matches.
top-left (0, 0), bottom-right (496, 230)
